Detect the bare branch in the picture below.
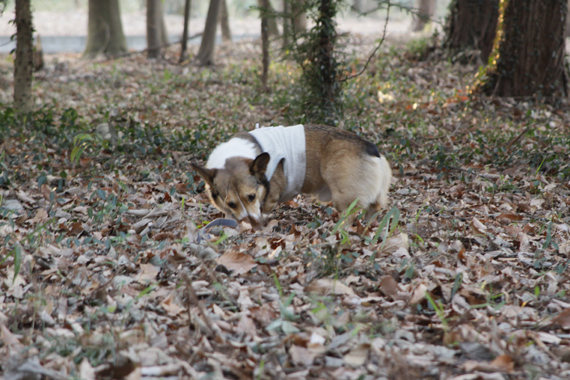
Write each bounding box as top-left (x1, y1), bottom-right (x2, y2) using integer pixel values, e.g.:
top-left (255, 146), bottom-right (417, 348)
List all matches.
top-left (341, 2), bottom-right (391, 82)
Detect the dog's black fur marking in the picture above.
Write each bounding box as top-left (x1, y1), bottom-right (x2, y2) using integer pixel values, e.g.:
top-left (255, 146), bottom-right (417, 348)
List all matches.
top-left (260, 176), bottom-right (271, 205)
top-left (364, 141), bottom-right (380, 158)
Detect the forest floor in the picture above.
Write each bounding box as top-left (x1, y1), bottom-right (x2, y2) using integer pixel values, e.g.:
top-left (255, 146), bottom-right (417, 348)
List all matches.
top-left (0, 31), bottom-right (570, 380)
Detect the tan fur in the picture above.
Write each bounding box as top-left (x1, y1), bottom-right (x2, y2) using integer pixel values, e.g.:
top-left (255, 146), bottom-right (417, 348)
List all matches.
top-left (192, 124), bottom-right (392, 229)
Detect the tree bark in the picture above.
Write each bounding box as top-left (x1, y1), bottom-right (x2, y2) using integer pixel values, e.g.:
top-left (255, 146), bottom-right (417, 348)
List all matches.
top-left (84, 0), bottom-right (127, 58)
top-left (219, 0), bottom-right (232, 43)
top-left (292, 0), bottom-right (307, 33)
top-left (14, 0), bottom-right (34, 113)
top-left (257, 0), bottom-right (279, 37)
top-left (196, 0), bottom-right (221, 66)
top-left (282, 0), bottom-right (291, 49)
top-left (443, 0), bottom-right (499, 63)
top-left (477, 0), bottom-right (567, 97)
top-left (566, 0), bottom-right (570, 37)
top-left (147, 0), bottom-right (162, 58)
top-left (260, 0), bottom-right (270, 88)
top-left (159, 0), bottom-right (169, 47)
top-left (352, 0), bottom-right (362, 13)
top-left (411, 0), bottom-right (435, 32)
top-left (179, 0), bottom-right (192, 63)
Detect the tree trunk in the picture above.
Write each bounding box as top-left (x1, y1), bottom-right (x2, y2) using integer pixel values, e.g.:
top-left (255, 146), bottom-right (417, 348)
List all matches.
top-left (257, 0), bottom-right (279, 37)
top-left (159, 0), bottom-right (169, 47)
top-left (292, 0), bottom-right (307, 33)
top-left (282, 0), bottom-right (291, 49)
top-left (443, 0), bottom-right (499, 63)
top-left (219, 0), bottom-right (232, 43)
top-left (84, 0), bottom-right (127, 58)
top-left (179, 0), bottom-right (192, 63)
top-left (352, 0), bottom-right (362, 13)
top-left (14, 0), bottom-right (34, 113)
top-left (477, 0), bottom-right (567, 97)
top-left (411, 0), bottom-right (435, 32)
top-left (260, 0), bottom-right (270, 88)
top-left (33, 34), bottom-right (44, 72)
top-left (566, 0), bottom-right (570, 37)
top-left (196, 0), bottom-right (221, 66)
top-left (147, 0), bottom-right (162, 58)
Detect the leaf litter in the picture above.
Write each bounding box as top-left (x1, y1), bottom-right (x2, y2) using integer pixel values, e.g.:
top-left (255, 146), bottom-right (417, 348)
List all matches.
top-left (0, 34), bottom-right (569, 380)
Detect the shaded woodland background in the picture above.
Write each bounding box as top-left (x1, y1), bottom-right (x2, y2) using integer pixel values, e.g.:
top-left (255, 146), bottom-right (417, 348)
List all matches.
top-left (0, 0), bottom-right (570, 379)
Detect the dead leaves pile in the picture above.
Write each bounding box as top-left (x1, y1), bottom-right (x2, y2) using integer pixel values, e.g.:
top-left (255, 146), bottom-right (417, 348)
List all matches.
top-left (0, 39), bottom-right (570, 380)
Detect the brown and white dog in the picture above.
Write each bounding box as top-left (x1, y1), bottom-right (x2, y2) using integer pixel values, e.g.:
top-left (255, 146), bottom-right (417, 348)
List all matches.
top-left (192, 124), bottom-right (392, 229)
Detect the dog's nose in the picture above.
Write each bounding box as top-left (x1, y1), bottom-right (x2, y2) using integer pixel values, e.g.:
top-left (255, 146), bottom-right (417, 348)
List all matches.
top-left (244, 215), bottom-right (262, 231)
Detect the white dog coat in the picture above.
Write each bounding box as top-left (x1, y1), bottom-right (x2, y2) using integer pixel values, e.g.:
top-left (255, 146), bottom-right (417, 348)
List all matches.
top-left (249, 125), bottom-right (306, 202)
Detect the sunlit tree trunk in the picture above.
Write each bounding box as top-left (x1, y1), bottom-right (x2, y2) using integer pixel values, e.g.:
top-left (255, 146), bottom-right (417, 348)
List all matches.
top-left (179, 0), bottom-right (192, 62)
top-left (84, 0), bottom-right (127, 58)
top-left (14, 0), bottom-right (34, 112)
top-left (196, 0), bottom-right (221, 66)
top-left (159, 0), bottom-right (169, 47)
top-left (566, 0), bottom-right (570, 37)
top-left (477, 0), bottom-right (567, 97)
top-left (219, 0), bottom-right (232, 43)
top-left (352, 0), bottom-right (362, 13)
top-left (292, 0), bottom-right (307, 33)
top-left (443, 0), bottom-right (499, 63)
top-left (260, 0), bottom-right (270, 88)
top-left (147, 0), bottom-right (162, 58)
top-left (411, 0), bottom-right (435, 32)
top-left (282, 0), bottom-right (291, 49)
top-left (257, 0), bottom-right (279, 37)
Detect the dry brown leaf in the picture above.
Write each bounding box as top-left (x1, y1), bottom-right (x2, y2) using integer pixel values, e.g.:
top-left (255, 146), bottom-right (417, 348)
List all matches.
top-left (289, 345), bottom-right (314, 366)
top-left (471, 217), bottom-right (487, 235)
top-left (217, 250), bottom-right (257, 275)
top-left (379, 233), bottom-right (409, 255)
top-left (29, 208), bottom-right (49, 225)
top-left (306, 279), bottom-right (355, 296)
top-left (344, 343), bottom-right (370, 367)
top-left (409, 283), bottom-right (427, 305)
top-left (489, 354), bottom-right (514, 372)
top-left (160, 293), bottom-right (184, 317)
top-left (137, 264), bottom-right (159, 282)
top-left (379, 276), bottom-right (399, 299)
top-left (80, 358), bottom-right (95, 380)
top-left (237, 314), bottom-right (258, 337)
top-left (552, 309), bottom-right (570, 329)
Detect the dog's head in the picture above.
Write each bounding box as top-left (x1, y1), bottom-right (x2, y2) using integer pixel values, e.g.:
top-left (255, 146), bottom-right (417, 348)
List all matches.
top-left (192, 153), bottom-right (270, 230)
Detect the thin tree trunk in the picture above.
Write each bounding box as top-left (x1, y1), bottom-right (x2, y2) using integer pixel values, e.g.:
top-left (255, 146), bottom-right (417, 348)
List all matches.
top-left (14, 0), bottom-right (33, 113)
top-left (219, 0), bottom-right (232, 43)
top-left (33, 34), bottom-right (44, 71)
top-left (84, 0), bottom-right (127, 58)
top-left (566, 0), bottom-right (570, 37)
top-left (292, 0), bottom-right (307, 33)
top-left (196, 0), bottom-right (221, 66)
top-left (352, 0), bottom-right (362, 13)
top-left (147, 0), bottom-right (162, 58)
top-left (180, 0), bottom-right (192, 62)
top-left (159, 0), bottom-right (169, 47)
top-left (477, 0), bottom-right (567, 97)
top-left (443, 0), bottom-right (499, 63)
top-left (282, 0), bottom-right (291, 49)
top-left (260, 0), bottom-right (270, 89)
top-left (411, 0), bottom-right (435, 32)
top-left (258, 0), bottom-right (279, 37)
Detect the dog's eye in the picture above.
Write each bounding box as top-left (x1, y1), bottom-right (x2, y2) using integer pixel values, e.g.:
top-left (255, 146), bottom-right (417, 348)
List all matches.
top-left (248, 194), bottom-right (256, 202)
top-left (227, 202), bottom-right (237, 209)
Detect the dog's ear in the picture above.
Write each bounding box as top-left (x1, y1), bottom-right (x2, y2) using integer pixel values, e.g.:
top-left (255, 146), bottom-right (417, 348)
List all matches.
top-left (250, 153), bottom-right (270, 179)
top-left (191, 163), bottom-right (217, 187)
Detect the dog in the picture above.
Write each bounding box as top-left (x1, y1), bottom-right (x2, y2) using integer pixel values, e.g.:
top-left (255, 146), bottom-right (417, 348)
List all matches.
top-left (192, 124), bottom-right (392, 229)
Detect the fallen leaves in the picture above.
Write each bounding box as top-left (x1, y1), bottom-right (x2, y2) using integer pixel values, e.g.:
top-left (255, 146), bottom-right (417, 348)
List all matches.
top-left (1, 33), bottom-right (570, 380)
